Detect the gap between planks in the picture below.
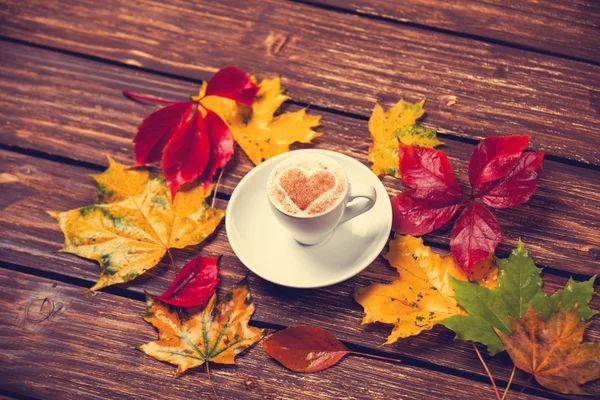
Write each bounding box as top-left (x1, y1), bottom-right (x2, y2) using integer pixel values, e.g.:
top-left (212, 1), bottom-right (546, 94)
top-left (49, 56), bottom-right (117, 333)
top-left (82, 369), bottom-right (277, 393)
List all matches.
top-left (289, 0), bottom-right (600, 67)
top-left (0, 262), bottom-right (563, 400)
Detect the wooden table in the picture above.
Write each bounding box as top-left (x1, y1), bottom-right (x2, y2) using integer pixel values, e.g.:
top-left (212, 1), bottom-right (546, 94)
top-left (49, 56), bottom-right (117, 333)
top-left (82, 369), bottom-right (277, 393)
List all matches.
top-left (1, 1), bottom-right (598, 399)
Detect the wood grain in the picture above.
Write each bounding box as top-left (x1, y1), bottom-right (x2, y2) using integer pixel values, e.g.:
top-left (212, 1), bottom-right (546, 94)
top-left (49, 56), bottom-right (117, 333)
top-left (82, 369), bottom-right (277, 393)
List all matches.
top-left (1, 41), bottom-right (599, 276)
top-left (2, 0), bottom-right (600, 164)
top-left (307, 0), bottom-right (600, 63)
top-left (1, 149), bottom-right (598, 396)
top-left (2, 269), bottom-right (546, 400)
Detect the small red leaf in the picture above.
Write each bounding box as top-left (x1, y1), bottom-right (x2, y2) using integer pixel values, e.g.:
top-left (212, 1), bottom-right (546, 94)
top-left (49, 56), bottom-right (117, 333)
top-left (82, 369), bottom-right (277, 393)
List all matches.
top-left (262, 325), bottom-right (349, 373)
top-left (392, 191), bottom-right (463, 236)
top-left (478, 152), bottom-right (545, 209)
top-left (199, 110), bottom-right (234, 188)
top-left (399, 144), bottom-right (462, 201)
top-left (468, 135), bottom-right (530, 190)
top-left (161, 113), bottom-right (210, 198)
top-left (157, 255), bottom-right (219, 307)
top-left (204, 65), bottom-right (259, 106)
top-left (450, 202), bottom-right (501, 274)
top-left (133, 102), bottom-right (194, 165)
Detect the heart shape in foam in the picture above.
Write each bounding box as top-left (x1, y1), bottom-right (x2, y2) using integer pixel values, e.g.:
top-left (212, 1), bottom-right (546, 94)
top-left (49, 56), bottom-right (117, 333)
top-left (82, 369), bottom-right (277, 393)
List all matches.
top-left (279, 168), bottom-right (336, 211)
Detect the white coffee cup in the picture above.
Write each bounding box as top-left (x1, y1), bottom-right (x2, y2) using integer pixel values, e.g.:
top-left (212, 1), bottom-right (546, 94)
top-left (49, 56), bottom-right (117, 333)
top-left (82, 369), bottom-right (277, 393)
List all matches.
top-left (267, 153), bottom-right (377, 245)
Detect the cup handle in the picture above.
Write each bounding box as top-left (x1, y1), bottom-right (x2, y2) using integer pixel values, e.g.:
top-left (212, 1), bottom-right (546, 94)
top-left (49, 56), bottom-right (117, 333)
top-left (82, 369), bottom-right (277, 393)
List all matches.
top-left (338, 184), bottom-right (377, 225)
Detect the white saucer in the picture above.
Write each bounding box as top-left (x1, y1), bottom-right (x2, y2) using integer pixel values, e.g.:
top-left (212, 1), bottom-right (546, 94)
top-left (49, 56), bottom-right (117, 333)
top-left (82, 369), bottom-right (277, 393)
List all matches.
top-left (226, 149), bottom-right (392, 288)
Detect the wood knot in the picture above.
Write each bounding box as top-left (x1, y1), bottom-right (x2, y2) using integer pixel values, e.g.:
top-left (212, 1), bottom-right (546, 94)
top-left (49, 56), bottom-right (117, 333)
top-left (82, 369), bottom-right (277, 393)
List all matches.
top-left (438, 95), bottom-right (458, 113)
top-left (244, 379), bottom-right (260, 391)
top-left (26, 297), bottom-right (55, 323)
top-left (265, 32), bottom-right (290, 56)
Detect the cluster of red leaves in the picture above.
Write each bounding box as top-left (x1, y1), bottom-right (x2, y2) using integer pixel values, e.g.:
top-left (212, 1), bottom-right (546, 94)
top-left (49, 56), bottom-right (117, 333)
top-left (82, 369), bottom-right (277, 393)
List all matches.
top-left (125, 66), bottom-right (259, 197)
top-left (157, 255), bottom-right (220, 307)
top-left (392, 135), bottom-right (544, 273)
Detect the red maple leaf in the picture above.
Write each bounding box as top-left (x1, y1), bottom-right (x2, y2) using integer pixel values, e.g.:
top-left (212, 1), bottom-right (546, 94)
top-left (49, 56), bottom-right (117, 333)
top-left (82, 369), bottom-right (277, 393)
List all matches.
top-left (392, 136), bottom-right (544, 273)
top-left (157, 255), bottom-right (220, 308)
top-left (124, 66), bottom-right (259, 197)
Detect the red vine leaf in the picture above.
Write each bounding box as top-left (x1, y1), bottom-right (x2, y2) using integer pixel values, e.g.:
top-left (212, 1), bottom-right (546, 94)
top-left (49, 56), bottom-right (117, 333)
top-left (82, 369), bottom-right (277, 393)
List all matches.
top-left (133, 102), bottom-right (193, 165)
top-left (399, 144), bottom-right (462, 202)
top-left (161, 113), bottom-right (211, 198)
top-left (468, 135), bottom-right (530, 190)
top-left (127, 66), bottom-right (258, 197)
top-left (450, 202), bottom-right (501, 274)
top-left (478, 152), bottom-right (545, 209)
top-left (198, 110), bottom-right (235, 188)
top-left (263, 325), bottom-right (350, 373)
top-left (157, 255), bottom-right (219, 308)
top-left (204, 65), bottom-right (259, 106)
top-left (392, 191), bottom-right (462, 236)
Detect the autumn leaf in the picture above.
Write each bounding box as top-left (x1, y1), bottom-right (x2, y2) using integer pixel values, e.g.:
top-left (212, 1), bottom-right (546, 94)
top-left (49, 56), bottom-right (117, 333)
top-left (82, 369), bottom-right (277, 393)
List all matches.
top-left (157, 255), bottom-right (220, 308)
top-left (139, 278), bottom-right (264, 374)
top-left (263, 325), bottom-right (351, 372)
top-left (49, 158), bottom-right (225, 291)
top-left (354, 235), bottom-right (470, 344)
top-left (391, 135), bottom-right (544, 273)
top-left (368, 99), bottom-right (441, 177)
top-left (263, 325), bottom-right (401, 373)
top-left (496, 306), bottom-right (600, 395)
top-left (531, 275), bottom-right (597, 321)
top-left (440, 241), bottom-right (596, 355)
top-left (200, 76), bottom-right (322, 165)
top-left (125, 66), bottom-right (259, 196)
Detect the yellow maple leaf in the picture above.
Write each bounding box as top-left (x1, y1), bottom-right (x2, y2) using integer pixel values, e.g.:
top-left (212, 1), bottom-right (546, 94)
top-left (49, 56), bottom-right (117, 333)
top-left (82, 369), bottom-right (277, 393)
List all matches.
top-left (355, 235), bottom-right (479, 344)
top-left (199, 77), bottom-right (322, 165)
top-left (139, 278), bottom-right (265, 374)
top-left (497, 306), bottom-right (600, 395)
top-left (368, 99), bottom-right (442, 177)
top-left (48, 158), bottom-right (225, 291)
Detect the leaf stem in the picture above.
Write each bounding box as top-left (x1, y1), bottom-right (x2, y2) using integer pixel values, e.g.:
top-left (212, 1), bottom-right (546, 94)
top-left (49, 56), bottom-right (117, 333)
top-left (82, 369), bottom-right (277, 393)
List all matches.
top-left (212, 168), bottom-right (225, 208)
top-left (206, 362), bottom-right (219, 400)
top-left (472, 343), bottom-right (501, 400)
top-left (122, 90), bottom-right (183, 105)
top-left (501, 365), bottom-right (516, 400)
top-left (520, 374), bottom-right (533, 393)
top-left (349, 351), bottom-right (401, 364)
top-left (167, 249), bottom-right (176, 270)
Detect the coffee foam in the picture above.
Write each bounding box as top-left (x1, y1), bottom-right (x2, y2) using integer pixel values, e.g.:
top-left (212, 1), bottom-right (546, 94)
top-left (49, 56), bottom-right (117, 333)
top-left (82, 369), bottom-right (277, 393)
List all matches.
top-left (268, 156), bottom-right (347, 217)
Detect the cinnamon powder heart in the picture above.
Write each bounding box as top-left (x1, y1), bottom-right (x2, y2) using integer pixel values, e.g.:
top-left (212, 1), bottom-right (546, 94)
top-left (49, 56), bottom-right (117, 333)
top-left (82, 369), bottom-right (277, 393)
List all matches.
top-left (279, 168), bottom-right (336, 211)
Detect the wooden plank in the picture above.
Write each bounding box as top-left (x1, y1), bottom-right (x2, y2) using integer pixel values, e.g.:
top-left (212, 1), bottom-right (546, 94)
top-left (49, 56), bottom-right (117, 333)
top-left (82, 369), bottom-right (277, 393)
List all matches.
top-left (1, 149), bottom-right (598, 396)
top-left (1, 42), bottom-right (599, 276)
top-left (0, 268), bottom-right (547, 400)
top-left (1, 0), bottom-right (600, 164)
top-left (308, 0), bottom-right (600, 63)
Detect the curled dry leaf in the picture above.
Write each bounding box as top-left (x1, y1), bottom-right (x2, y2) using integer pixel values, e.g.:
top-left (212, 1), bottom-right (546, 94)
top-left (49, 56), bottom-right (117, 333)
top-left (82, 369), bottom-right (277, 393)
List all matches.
top-left (200, 76), bottom-right (322, 165)
top-left (368, 99), bottom-right (442, 177)
top-left (497, 306), bottom-right (600, 395)
top-left (49, 158), bottom-right (225, 291)
top-left (354, 235), bottom-right (474, 344)
top-left (263, 325), bottom-right (350, 373)
top-left (157, 255), bottom-right (220, 308)
top-left (139, 278), bottom-right (264, 374)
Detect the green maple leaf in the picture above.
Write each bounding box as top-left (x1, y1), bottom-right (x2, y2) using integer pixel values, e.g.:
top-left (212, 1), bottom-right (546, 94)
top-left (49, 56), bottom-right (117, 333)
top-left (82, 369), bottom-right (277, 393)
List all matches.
top-left (531, 276), bottom-right (596, 321)
top-left (440, 241), bottom-right (596, 355)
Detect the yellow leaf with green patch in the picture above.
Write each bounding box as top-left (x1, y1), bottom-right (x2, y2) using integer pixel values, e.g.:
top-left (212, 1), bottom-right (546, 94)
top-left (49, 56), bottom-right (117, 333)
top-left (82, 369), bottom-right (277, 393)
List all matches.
top-left (49, 158), bottom-right (225, 291)
top-left (199, 77), bottom-right (322, 165)
top-left (355, 235), bottom-right (495, 344)
top-left (139, 278), bottom-right (265, 374)
top-left (368, 99), bottom-right (442, 177)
